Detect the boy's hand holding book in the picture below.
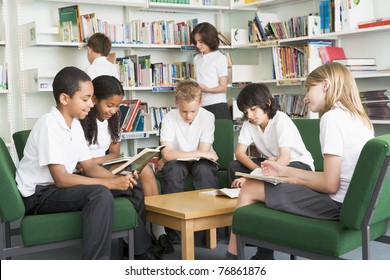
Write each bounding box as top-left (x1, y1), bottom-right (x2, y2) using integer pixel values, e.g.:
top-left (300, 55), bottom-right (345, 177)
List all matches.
top-left (108, 172), bottom-right (138, 190)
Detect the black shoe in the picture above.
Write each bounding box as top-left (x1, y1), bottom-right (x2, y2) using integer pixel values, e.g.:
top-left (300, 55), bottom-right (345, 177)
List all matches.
top-left (135, 246), bottom-right (162, 260)
top-left (250, 247), bottom-right (275, 260)
top-left (157, 234), bottom-right (174, 254)
top-left (166, 228), bottom-right (181, 244)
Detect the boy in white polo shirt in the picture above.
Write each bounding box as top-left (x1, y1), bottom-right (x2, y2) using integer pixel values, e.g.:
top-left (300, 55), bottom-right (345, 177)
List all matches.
top-left (159, 79), bottom-right (219, 194)
top-left (86, 32), bottom-right (119, 80)
top-left (15, 66), bottom-right (138, 260)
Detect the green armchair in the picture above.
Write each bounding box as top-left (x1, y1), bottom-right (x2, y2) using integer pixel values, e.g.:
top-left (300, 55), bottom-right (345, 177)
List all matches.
top-left (233, 134), bottom-right (390, 259)
top-left (1, 135), bottom-right (137, 259)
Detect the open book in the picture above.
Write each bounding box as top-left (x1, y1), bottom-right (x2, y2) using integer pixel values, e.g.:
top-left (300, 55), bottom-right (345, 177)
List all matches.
top-left (235, 168), bottom-right (285, 185)
top-left (177, 157), bottom-right (219, 167)
top-left (199, 188), bottom-right (240, 199)
top-left (102, 145), bottom-right (165, 175)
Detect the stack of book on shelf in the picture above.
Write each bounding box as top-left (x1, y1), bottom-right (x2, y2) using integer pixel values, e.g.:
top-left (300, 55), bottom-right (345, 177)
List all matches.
top-left (150, 106), bottom-right (175, 130)
top-left (360, 89), bottom-right (390, 121)
top-left (274, 94), bottom-right (308, 118)
top-left (332, 58), bottom-right (377, 71)
top-left (119, 99), bottom-right (142, 132)
top-left (251, 12), bottom-right (280, 42)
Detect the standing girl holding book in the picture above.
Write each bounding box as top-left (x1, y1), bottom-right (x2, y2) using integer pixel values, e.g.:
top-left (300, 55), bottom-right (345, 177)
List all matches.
top-left (190, 22), bottom-right (231, 119)
top-left (226, 62), bottom-right (374, 259)
top-left (80, 75), bottom-right (173, 254)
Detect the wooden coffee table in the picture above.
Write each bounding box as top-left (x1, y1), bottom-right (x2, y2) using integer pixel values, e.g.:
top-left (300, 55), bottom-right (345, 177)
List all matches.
top-left (145, 189), bottom-right (237, 260)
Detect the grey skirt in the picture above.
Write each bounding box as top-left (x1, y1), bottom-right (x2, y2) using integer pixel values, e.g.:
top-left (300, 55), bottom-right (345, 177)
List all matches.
top-left (265, 183), bottom-right (342, 220)
top-left (264, 162), bottom-right (342, 220)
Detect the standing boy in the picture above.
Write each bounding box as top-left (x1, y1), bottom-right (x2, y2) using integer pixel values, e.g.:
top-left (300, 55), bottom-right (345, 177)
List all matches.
top-left (160, 79), bottom-right (219, 194)
top-left (86, 32), bottom-right (119, 80)
top-left (15, 67), bottom-right (158, 260)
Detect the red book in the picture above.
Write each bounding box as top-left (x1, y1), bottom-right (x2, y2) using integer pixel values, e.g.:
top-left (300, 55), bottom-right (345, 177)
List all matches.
top-left (121, 99), bottom-right (141, 132)
top-left (318, 46), bottom-right (346, 64)
top-left (358, 19), bottom-right (390, 29)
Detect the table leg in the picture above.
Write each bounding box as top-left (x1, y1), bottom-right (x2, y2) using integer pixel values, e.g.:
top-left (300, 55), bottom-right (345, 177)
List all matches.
top-left (206, 228), bottom-right (217, 249)
top-left (181, 219), bottom-right (195, 260)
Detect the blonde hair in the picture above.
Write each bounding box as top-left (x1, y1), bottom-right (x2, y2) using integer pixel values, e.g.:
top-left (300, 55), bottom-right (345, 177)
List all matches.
top-left (305, 62), bottom-right (372, 130)
top-left (174, 79), bottom-right (202, 104)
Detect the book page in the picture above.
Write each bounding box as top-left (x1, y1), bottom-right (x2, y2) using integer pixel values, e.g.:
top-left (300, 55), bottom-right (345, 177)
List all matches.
top-left (235, 168), bottom-right (285, 185)
top-left (105, 145), bottom-right (165, 175)
top-left (199, 188), bottom-right (240, 198)
top-left (177, 157), bottom-right (219, 166)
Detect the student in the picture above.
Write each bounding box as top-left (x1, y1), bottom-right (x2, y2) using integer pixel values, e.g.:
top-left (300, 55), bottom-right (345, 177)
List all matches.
top-left (228, 83), bottom-right (314, 186)
top-left (86, 32), bottom-right (119, 80)
top-left (226, 62), bottom-right (374, 260)
top-left (160, 79), bottom-right (219, 194)
top-left (15, 66), bottom-right (140, 260)
top-left (79, 75), bottom-right (173, 254)
top-left (190, 22), bottom-right (231, 120)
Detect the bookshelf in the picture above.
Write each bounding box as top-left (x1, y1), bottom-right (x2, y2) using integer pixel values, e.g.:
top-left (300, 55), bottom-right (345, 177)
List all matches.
top-left (9, 0), bottom-right (390, 159)
top-left (0, 0), bottom-right (17, 158)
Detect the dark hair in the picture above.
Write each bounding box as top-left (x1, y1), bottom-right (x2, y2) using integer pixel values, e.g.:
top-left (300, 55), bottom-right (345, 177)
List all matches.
top-left (190, 22), bottom-right (219, 52)
top-left (237, 83), bottom-right (280, 120)
top-left (52, 66), bottom-right (91, 104)
top-left (80, 75), bottom-right (124, 145)
top-left (86, 33), bottom-right (112, 56)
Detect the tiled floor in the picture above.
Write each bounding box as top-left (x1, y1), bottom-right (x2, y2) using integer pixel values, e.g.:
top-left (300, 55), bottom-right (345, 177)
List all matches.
top-left (11, 223), bottom-right (390, 260)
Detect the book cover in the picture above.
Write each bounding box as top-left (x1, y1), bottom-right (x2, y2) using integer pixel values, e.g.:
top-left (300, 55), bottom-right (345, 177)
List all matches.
top-left (103, 145), bottom-right (165, 175)
top-left (199, 188), bottom-right (240, 199)
top-left (58, 5), bottom-right (82, 42)
top-left (235, 168), bottom-right (286, 185)
top-left (332, 58), bottom-right (376, 66)
top-left (318, 46), bottom-right (346, 64)
top-left (358, 18), bottom-right (390, 29)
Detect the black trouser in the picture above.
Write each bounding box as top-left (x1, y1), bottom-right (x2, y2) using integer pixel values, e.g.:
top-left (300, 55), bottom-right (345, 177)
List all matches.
top-left (203, 102), bottom-right (232, 120)
top-left (24, 184), bottom-right (114, 260)
top-left (161, 159), bottom-right (219, 194)
top-left (24, 183), bottom-right (152, 259)
top-left (227, 157), bottom-right (266, 186)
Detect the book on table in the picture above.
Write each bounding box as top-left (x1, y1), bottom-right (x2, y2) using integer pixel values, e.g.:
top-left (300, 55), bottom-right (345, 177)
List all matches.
top-left (199, 188), bottom-right (240, 199)
top-left (235, 168), bottom-right (285, 185)
top-left (103, 145), bottom-right (165, 175)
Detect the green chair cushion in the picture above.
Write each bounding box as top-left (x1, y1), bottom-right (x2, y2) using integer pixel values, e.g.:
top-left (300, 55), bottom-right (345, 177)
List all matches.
top-left (21, 197), bottom-right (137, 247)
top-left (233, 202), bottom-right (388, 258)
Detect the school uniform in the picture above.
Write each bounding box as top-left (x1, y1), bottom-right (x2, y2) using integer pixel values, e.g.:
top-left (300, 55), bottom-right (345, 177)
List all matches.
top-left (194, 50), bottom-right (231, 119)
top-left (86, 56), bottom-right (119, 80)
top-left (160, 107), bottom-right (219, 193)
top-left (16, 107), bottom-right (113, 259)
top-left (88, 118), bottom-right (153, 255)
top-left (264, 105), bottom-right (374, 220)
top-left (228, 110), bottom-right (314, 184)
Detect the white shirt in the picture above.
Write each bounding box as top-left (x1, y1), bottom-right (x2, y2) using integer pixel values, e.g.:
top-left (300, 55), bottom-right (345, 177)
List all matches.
top-left (86, 56), bottom-right (119, 80)
top-left (320, 105), bottom-right (374, 203)
top-left (194, 51), bottom-right (228, 107)
top-left (160, 107), bottom-right (215, 152)
top-left (16, 107), bottom-right (92, 197)
top-left (88, 119), bottom-right (115, 158)
top-left (238, 111), bottom-right (314, 170)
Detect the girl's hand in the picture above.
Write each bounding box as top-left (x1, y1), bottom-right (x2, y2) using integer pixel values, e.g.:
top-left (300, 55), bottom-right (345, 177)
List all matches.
top-left (231, 177), bottom-right (246, 188)
top-left (261, 160), bottom-right (284, 176)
